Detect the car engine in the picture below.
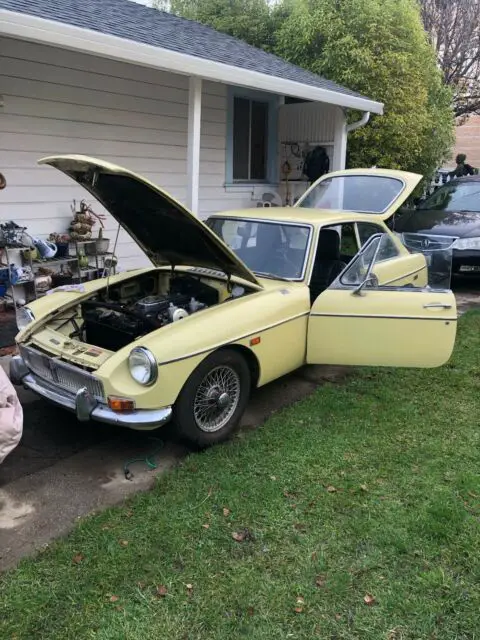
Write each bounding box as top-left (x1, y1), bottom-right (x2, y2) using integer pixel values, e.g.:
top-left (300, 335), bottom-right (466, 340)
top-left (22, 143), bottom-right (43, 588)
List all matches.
top-left (81, 274), bottom-right (219, 351)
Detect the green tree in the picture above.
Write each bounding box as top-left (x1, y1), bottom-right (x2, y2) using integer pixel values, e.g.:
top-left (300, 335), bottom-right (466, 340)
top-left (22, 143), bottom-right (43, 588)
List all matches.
top-left (162, 0), bottom-right (276, 50)
top-left (274, 0), bottom-right (454, 176)
top-left (163, 0), bottom-right (454, 178)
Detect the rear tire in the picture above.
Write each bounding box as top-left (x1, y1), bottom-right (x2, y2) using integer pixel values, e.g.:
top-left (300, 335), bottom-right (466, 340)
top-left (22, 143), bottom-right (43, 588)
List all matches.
top-left (173, 349), bottom-right (251, 447)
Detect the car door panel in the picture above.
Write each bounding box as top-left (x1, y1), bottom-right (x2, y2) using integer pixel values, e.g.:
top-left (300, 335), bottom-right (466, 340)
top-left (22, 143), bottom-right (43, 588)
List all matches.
top-left (307, 288), bottom-right (457, 367)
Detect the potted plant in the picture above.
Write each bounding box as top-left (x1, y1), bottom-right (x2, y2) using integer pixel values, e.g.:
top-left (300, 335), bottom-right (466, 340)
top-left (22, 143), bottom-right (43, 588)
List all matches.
top-left (48, 233), bottom-right (71, 258)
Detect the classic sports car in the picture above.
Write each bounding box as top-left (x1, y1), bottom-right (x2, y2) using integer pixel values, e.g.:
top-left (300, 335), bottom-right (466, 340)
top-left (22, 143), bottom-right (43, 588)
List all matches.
top-left (10, 157), bottom-right (457, 446)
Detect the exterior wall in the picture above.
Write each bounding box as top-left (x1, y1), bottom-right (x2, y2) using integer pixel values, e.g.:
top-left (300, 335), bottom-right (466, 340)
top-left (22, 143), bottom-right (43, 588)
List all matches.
top-left (450, 115), bottom-right (480, 170)
top-left (0, 37), bottom-right (274, 270)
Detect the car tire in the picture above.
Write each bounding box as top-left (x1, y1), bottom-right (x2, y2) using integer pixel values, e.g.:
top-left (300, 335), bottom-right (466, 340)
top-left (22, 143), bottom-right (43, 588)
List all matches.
top-left (173, 349), bottom-right (251, 447)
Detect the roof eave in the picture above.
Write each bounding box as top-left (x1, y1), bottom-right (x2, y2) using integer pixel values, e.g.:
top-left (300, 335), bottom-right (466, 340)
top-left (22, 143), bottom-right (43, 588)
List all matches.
top-left (0, 8), bottom-right (384, 115)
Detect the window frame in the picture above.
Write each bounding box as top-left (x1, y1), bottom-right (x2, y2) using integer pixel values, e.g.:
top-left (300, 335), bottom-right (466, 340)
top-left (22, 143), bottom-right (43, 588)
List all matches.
top-left (355, 222), bottom-right (399, 262)
top-left (225, 87), bottom-right (279, 186)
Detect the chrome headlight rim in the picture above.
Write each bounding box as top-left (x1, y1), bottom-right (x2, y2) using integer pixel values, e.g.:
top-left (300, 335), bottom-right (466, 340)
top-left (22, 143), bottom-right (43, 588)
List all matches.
top-left (128, 347), bottom-right (158, 386)
top-left (452, 236), bottom-right (480, 251)
top-left (16, 306), bottom-right (35, 330)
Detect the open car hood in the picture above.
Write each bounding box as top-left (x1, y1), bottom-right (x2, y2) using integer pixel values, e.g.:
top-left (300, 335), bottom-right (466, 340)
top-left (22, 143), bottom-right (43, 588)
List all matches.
top-left (294, 168), bottom-right (423, 221)
top-left (39, 155), bottom-right (260, 286)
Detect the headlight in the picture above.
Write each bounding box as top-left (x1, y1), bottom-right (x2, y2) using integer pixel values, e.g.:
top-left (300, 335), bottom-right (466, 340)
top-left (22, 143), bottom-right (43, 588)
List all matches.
top-left (16, 306), bottom-right (35, 330)
top-left (128, 347), bottom-right (157, 386)
top-left (452, 237), bottom-right (480, 250)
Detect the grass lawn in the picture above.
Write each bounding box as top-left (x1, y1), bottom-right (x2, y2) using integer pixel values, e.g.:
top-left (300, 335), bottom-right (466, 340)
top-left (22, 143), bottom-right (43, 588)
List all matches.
top-left (1, 313), bottom-right (480, 640)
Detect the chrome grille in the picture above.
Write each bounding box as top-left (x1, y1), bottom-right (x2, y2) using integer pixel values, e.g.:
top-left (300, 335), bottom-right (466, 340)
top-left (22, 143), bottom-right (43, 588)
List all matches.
top-left (20, 345), bottom-right (104, 402)
top-left (402, 233), bottom-right (457, 252)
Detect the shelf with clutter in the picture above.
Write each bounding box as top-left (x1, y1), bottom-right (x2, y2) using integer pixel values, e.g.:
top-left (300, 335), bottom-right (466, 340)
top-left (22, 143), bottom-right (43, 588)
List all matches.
top-left (0, 200), bottom-right (118, 310)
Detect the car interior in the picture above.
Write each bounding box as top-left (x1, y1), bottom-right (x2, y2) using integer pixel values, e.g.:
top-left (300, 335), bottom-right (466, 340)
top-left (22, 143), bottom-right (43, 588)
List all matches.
top-left (309, 228), bottom-right (348, 303)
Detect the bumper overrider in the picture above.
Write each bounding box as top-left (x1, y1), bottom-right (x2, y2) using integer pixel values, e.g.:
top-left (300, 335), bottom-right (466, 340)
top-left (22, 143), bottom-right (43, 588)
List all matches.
top-left (10, 353), bottom-right (172, 430)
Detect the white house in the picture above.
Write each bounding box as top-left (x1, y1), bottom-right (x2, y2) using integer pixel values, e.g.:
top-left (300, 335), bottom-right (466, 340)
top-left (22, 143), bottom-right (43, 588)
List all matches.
top-left (0, 0), bottom-right (383, 270)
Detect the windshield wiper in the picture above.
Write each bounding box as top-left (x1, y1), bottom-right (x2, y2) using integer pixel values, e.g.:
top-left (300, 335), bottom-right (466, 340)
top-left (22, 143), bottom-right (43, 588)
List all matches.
top-left (254, 272), bottom-right (292, 281)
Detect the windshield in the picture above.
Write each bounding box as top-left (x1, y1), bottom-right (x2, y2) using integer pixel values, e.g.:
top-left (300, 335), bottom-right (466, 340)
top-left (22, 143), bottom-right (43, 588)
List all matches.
top-left (297, 175), bottom-right (405, 214)
top-left (206, 218), bottom-right (311, 280)
top-left (418, 181), bottom-right (480, 212)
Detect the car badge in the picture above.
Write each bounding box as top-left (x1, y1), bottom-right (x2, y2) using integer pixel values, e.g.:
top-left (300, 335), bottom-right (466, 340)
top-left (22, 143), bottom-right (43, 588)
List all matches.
top-left (422, 238), bottom-right (431, 249)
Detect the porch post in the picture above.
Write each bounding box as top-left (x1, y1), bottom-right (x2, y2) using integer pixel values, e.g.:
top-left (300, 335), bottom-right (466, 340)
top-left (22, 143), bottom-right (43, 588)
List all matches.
top-left (186, 76), bottom-right (202, 214)
top-left (332, 107), bottom-right (347, 171)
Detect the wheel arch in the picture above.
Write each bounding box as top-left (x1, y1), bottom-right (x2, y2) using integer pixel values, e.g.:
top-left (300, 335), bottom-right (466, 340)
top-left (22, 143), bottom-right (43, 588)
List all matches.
top-left (215, 344), bottom-right (261, 389)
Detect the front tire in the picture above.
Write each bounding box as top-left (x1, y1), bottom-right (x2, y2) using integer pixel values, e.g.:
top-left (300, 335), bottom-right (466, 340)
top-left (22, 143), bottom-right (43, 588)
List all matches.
top-left (173, 349), bottom-right (251, 447)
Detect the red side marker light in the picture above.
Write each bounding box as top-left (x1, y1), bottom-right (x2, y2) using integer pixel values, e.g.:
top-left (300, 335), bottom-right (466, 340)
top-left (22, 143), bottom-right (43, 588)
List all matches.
top-left (250, 337), bottom-right (261, 346)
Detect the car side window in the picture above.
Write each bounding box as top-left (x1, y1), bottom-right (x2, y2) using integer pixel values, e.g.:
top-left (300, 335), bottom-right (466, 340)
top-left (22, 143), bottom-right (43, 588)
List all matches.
top-left (356, 223), bottom-right (398, 261)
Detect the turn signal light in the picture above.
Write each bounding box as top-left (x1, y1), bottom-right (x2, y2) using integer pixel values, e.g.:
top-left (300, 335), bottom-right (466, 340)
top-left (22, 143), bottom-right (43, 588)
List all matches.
top-left (108, 396), bottom-right (136, 412)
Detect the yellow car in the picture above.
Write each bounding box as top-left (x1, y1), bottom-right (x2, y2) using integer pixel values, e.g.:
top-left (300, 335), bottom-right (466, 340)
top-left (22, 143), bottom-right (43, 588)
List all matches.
top-left (10, 156), bottom-right (457, 446)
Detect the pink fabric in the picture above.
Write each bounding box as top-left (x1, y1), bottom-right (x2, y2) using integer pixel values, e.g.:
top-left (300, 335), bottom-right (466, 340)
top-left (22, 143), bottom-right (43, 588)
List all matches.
top-left (0, 366), bottom-right (23, 464)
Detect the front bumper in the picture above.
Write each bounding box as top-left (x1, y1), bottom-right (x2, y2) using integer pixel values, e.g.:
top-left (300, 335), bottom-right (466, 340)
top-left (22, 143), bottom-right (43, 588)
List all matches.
top-left (10, 355), bottom-right (172, 430)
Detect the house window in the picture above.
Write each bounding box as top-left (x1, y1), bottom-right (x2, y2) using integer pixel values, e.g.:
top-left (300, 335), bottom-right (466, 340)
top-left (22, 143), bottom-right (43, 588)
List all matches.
top-left (233, 97), bottom-right (268, 181)
top-left (227, 90), bottom-right (277, 184)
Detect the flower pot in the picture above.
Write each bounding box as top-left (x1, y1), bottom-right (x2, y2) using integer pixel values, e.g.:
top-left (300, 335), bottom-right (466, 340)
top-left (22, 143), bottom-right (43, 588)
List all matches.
top-left (56, 242), bottom-right (70, 258)
top-left (96, 238), bottom-right (110, 255)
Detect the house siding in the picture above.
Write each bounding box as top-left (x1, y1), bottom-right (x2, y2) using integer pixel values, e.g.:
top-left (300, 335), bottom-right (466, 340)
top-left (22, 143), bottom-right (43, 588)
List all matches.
top-left (451, 115), bottom-right (480, 170)
top-left (0, 37), bottom-right (270, 269)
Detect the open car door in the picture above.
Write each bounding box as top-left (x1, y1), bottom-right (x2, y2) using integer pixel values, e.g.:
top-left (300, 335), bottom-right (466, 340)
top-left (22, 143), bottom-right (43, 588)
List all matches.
top-left (307, 234), bottom-right (457, 368)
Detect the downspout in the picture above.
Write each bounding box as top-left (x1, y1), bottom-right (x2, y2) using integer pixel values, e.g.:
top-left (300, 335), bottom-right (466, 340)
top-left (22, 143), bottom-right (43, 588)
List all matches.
top-left (346, 111), bottom-right (370, 133)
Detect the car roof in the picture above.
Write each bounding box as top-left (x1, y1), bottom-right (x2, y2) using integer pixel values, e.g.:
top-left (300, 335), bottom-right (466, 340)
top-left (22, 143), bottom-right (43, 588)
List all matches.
top-left (207, 207), bottom-right (387, 227)
top-left (446, 175), bottom-right (480, 185)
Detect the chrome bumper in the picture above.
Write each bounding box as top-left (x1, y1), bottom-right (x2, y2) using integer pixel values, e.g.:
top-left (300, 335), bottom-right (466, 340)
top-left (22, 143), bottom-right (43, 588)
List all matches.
top-left (10, 355), bottom-right (172, 430)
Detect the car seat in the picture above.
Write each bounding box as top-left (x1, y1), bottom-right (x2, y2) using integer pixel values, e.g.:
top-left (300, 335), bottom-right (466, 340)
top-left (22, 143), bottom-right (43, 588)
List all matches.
top-left (309, 229), bottom-right (348, 303)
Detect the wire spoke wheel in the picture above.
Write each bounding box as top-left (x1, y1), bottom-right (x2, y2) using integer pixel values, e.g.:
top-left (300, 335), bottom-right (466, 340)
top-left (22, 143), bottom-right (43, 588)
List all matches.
top-left (193, 365), bottom-right (241, 432)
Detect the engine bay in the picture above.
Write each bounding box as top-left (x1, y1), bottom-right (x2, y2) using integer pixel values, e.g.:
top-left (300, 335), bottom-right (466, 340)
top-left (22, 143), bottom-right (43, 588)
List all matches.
top-left (77, 271), bottom-right (245, 351)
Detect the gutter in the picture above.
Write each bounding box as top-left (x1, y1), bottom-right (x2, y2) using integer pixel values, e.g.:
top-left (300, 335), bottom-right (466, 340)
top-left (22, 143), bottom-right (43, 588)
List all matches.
top-left (0, 10), bottom-right (384, 115)
top-left (346, 111), bottom-right (371, 133)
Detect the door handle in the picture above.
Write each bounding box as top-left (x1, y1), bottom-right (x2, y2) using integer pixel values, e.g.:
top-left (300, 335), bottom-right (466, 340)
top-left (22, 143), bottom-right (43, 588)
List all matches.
top-left (423, 302), bottom-right (453, 309)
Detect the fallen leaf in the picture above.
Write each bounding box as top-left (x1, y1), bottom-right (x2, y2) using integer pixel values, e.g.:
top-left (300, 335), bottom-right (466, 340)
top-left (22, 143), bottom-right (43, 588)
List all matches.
top-left (101, 524), bottom-right (112, 531)
top-left (222, 507), bottom-right (231, 517)
top-left (109, 595), bottom-right (120, 603)
top-left (270, 475), bottom-right (277, 481)
top-left (231, 528), bottom-right (254, 542)
top-left (364, 593), bottom-right (376, 606)
top-left (335, 613), bottom-right (342, 621)
top-left (119, 539), bottom-right (129, 547)
top-left (156, 585), bottom-right (168, 598)
top-left (232, 531), bottom-right (246, 542)
top-left (202, 524), bottom-right (210, 529)
top-left (315, 574), bottom-right (326, 588)
top-left (294, 596), bottom-right (305, 613)
top-left (72, 553), bottom-right (84, 564)
top-left (326, 485), bottom-right (337, 493)
top-left (125, 509), bottom-right (134, 518)
top-left (311, 551), bottom-right (318, 561)
top-left (186, 583), bottom-right (194, 597)
top-left (360, 484), bottom-right (368, 492)
top-left (247, 606), bottom-right (254, 616)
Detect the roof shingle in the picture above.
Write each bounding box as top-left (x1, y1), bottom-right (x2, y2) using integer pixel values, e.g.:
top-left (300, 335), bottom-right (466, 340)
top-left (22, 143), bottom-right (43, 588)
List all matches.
top-left (1, 0), bottom-right (374, 104)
